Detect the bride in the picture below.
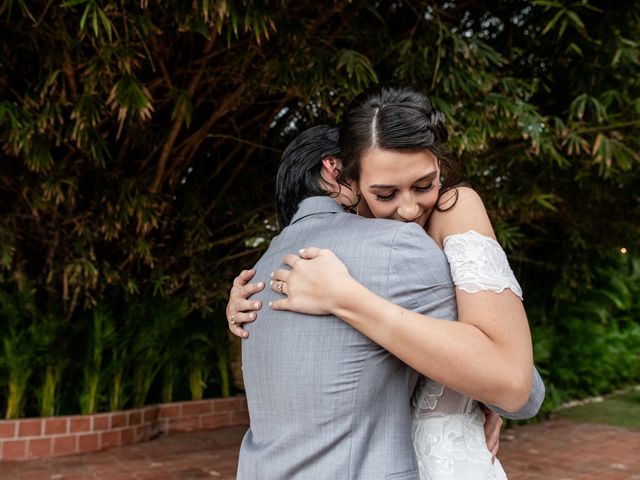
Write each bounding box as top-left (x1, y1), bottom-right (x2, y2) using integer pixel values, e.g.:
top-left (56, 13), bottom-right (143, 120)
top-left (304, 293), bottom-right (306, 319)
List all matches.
top-left (227, 85), bottom-right (544, 479)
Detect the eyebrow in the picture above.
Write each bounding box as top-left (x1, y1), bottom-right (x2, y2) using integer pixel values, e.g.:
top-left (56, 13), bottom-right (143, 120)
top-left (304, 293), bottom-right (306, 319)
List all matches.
top-left (368, 171), bottom-right (438, 189)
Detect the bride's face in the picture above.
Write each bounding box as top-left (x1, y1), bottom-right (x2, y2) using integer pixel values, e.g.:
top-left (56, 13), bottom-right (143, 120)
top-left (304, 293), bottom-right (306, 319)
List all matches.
top-left (357, 147), bottom-right (440, 228)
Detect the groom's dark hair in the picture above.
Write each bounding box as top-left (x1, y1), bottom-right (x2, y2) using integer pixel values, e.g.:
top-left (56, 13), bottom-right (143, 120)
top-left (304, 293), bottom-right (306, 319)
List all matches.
top-left (275, 125), bottom-right (341, 228)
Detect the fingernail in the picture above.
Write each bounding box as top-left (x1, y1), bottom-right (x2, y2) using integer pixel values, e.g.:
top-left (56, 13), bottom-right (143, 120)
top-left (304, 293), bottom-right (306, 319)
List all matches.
top-left (243, 333), bottom-right (248, 338)
top-left (270, 272), bottom-right (274, 278)
top-left (249, 313), bottom-right (255, 319)
top-left (269, 280), bottom-right (273, 287)
top-left (254, 302), bottom-right (260, 308)
top-left (257, 282), bottom-right (264, 288)
top-left (299, 249), bottom-right (306, 254)
top-left (268, 301), bottom-right (272, 307)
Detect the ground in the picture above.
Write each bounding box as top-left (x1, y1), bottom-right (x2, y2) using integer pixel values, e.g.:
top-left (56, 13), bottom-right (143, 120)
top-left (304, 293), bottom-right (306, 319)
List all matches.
top-left (2, 419), bottom-right (639, 479)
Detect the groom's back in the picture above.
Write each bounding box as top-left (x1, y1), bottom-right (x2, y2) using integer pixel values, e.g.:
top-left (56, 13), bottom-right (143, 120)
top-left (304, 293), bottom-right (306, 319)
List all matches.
top-left (238, 197), bottom-right (455, 480)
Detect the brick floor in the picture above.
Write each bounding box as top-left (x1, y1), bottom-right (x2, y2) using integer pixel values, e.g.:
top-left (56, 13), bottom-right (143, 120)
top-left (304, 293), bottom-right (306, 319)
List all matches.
top-left (1, 420), bottom-right (639, 479)
top-left (500, 420), bottom-right (640, 480)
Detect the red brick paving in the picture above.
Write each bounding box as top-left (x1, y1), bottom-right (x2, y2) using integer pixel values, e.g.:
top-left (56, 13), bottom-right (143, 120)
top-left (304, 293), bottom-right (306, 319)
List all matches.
top-left (500, 420), bottom-right (640, 480)
top-left (1, 420), bottom-right (639, 479)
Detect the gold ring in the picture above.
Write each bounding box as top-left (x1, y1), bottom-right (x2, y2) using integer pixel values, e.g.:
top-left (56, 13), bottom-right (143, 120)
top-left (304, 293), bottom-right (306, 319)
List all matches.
top-left (230, 314), bottom-right (237, 326)
top-left (278, 282), bottom-right (284, 293)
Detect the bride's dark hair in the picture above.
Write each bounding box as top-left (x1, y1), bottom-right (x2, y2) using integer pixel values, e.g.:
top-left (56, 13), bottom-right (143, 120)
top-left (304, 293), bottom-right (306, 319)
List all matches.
top-left (338, 84), bottom-right (462, 211)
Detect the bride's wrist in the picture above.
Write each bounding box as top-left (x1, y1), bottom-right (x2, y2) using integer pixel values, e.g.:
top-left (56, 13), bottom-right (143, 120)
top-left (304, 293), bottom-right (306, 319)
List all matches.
top-left (332, 276), bottom-right (368, 321)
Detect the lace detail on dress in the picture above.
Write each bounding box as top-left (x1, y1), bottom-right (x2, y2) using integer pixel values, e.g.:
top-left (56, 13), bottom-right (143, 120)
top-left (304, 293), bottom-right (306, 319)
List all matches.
top-left (412, 378), bottom-right (445, 411)
top-left (411, 378), bottom-right (508, 479)
top-left (443, 230), bottom-right (523, 300)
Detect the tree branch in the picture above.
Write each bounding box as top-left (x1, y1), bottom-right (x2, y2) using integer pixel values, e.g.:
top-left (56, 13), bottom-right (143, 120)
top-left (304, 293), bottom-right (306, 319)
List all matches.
top-left (149, 30), bottom-right (218, 194)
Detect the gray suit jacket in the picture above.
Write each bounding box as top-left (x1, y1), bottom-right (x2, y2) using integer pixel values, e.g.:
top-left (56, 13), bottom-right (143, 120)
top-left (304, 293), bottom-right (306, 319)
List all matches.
top-left (238, 197), bottom-right (543, 480)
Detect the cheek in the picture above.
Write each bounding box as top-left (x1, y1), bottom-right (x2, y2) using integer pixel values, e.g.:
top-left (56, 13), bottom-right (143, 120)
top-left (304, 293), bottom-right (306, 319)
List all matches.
top-left (362, 194), bottom-right (394, 219)
top-left (420, 190), bottom-right (440, 215)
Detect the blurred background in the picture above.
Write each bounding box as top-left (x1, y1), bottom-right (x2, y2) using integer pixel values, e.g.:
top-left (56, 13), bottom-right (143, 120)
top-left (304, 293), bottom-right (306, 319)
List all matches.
top-left (0, 0), bottom-right (638, 422)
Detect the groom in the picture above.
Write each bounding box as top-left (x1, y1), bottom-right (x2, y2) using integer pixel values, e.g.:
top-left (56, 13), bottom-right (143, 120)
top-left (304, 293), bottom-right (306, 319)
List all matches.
top-left (234, 125), bottom-right (543, 479)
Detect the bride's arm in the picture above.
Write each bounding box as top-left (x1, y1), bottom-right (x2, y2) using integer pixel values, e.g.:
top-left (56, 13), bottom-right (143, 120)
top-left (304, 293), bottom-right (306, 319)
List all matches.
top-left (270, 190), bottom-right (535, 413)
top-left (428, 187), bottom-right (538, 413)
top-left (430, 188), bottom-right (544, 419)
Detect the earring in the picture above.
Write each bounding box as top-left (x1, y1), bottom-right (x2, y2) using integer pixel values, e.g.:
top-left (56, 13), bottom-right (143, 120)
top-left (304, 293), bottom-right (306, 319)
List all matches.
top-left (355, 195), bottom-right (362, 216)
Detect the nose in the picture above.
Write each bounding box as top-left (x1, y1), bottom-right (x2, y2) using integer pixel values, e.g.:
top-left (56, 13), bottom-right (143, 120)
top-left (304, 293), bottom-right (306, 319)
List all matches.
top-left (396, 198), bottom-right (421, 222)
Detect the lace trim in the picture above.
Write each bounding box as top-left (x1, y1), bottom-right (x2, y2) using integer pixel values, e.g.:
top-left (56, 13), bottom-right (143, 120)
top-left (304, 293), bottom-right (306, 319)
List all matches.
top-left (412, 377), bottom-right (445, 411)
top-left (443, 230), bottom-right (523, 300)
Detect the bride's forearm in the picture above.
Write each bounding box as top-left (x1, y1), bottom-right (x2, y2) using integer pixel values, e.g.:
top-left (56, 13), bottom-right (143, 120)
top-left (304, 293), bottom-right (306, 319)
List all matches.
top-left (334, 279), bottom-right (532, 412)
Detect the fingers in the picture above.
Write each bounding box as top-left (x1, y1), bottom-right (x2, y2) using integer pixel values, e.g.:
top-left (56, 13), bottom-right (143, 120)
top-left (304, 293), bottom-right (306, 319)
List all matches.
top-left (234, 299), bottom-right (262, 317)
top-left (232, 269), bottom-right (256, 288)
top-left (228, 300), bottom-right (260, 339)
top-left (281, 247), bottom-right (323, 267)
top-left (269, 269), bottom-right (292, 295)
top-left (230, 278), bottom-right (265, 305)
top-left (230, 270), bottom-right (264, 305)
top-left (298, 247), bottom-right (322, 259)
top-left (236, 280), bottom-right (265, 299)
top-left (269, 298), bottom-right (292, 311)
top-left (480, 407), bottom-right (503, 462)
top-left (229, 320), bottom-right (249, 339)
top-left (490, 438), bottom-right (500, 462)
top-left (282, 254), bottom-right (302, 269)
top-left (282, 247), bottom-right (332, 268)
top-left (270, 269), bottom-right (291, 283)
top-left (227, 270), bottom-right (264, 339)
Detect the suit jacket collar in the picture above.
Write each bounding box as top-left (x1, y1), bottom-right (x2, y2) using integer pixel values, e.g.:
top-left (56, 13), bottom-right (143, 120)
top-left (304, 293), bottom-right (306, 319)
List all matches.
top-left (289, 196), bottom-right (345, 225)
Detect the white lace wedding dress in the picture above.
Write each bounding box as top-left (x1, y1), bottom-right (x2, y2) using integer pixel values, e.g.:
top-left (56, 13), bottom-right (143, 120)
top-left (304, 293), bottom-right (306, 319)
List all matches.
top-left (410, 230), bottom-right (523, 480)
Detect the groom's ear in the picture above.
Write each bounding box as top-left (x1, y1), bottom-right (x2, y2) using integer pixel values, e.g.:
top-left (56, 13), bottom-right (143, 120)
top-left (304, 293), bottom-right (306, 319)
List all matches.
top-left (321, 156), bottom-right (342, 181)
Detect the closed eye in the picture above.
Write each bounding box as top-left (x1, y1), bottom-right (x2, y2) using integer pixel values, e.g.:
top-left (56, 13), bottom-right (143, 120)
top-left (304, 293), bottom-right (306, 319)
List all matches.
top-left (375, 191), bottom-right (396, 201)
top-left (415, 183), bottom-right (434, 192)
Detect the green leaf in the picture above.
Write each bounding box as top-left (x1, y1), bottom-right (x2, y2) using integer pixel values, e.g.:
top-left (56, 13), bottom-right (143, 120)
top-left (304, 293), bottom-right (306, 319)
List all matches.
top-left (542, 10), bottom-right (564, 35)
top-left (565, 10), bottom-right (585, 29)
top-left (62, 0), bottom-right (89, 7)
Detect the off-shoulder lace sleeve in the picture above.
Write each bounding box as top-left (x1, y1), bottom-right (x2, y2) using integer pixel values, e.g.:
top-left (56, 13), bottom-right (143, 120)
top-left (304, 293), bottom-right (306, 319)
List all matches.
top-left (442, 230), bottom-right (523, 299)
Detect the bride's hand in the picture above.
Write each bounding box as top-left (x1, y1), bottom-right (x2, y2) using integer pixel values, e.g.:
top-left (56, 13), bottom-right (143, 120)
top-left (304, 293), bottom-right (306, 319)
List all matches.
top-left (226, 269), bottom-right (265, 338)
top-left (269, 247), bottom-right (355, 315)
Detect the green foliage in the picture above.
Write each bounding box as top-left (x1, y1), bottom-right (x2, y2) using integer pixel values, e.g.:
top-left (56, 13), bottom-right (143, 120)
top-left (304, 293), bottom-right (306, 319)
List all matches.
top-left (530, 254), bottom-right (640, 415)
top-left (80, 306), bottom-right (113, 414)
top-left (33, 315), bottom-right (69, 417)
top-left (125, 299), bottom-right (187, 408)
top-left (0, 288), bottom-right (69, 418)
top-left (0, 291), bottom-right (38, 419)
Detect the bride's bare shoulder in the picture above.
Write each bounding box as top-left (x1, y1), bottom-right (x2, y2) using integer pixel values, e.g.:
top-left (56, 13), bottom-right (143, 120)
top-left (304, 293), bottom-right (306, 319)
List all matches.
top-left (428, 186), bottom-right (495, 244)
top-left (437, 185), bottom-right (483, 208)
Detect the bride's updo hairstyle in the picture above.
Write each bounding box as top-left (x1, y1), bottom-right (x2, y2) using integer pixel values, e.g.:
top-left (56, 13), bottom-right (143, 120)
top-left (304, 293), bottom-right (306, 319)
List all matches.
top-left (339, 84), bottom-right (460, 210)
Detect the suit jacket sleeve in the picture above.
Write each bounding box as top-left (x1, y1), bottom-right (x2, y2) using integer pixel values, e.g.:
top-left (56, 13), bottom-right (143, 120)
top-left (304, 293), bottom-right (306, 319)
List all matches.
top-left (488, 367), bottom-right (545, 419)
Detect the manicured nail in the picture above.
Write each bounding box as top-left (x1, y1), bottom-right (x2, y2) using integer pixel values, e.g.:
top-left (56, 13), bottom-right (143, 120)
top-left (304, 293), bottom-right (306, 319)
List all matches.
top-left (299, 249), bottom-right (306, 255)
top-left (257, 282), bottom-right (264, 288)
top-left (268, 301), bottom-right (272, 307)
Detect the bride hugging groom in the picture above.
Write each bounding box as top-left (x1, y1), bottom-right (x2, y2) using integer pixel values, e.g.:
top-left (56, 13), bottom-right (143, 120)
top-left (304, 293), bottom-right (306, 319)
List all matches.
top-left (226, 84), bottom-right (545, 480)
